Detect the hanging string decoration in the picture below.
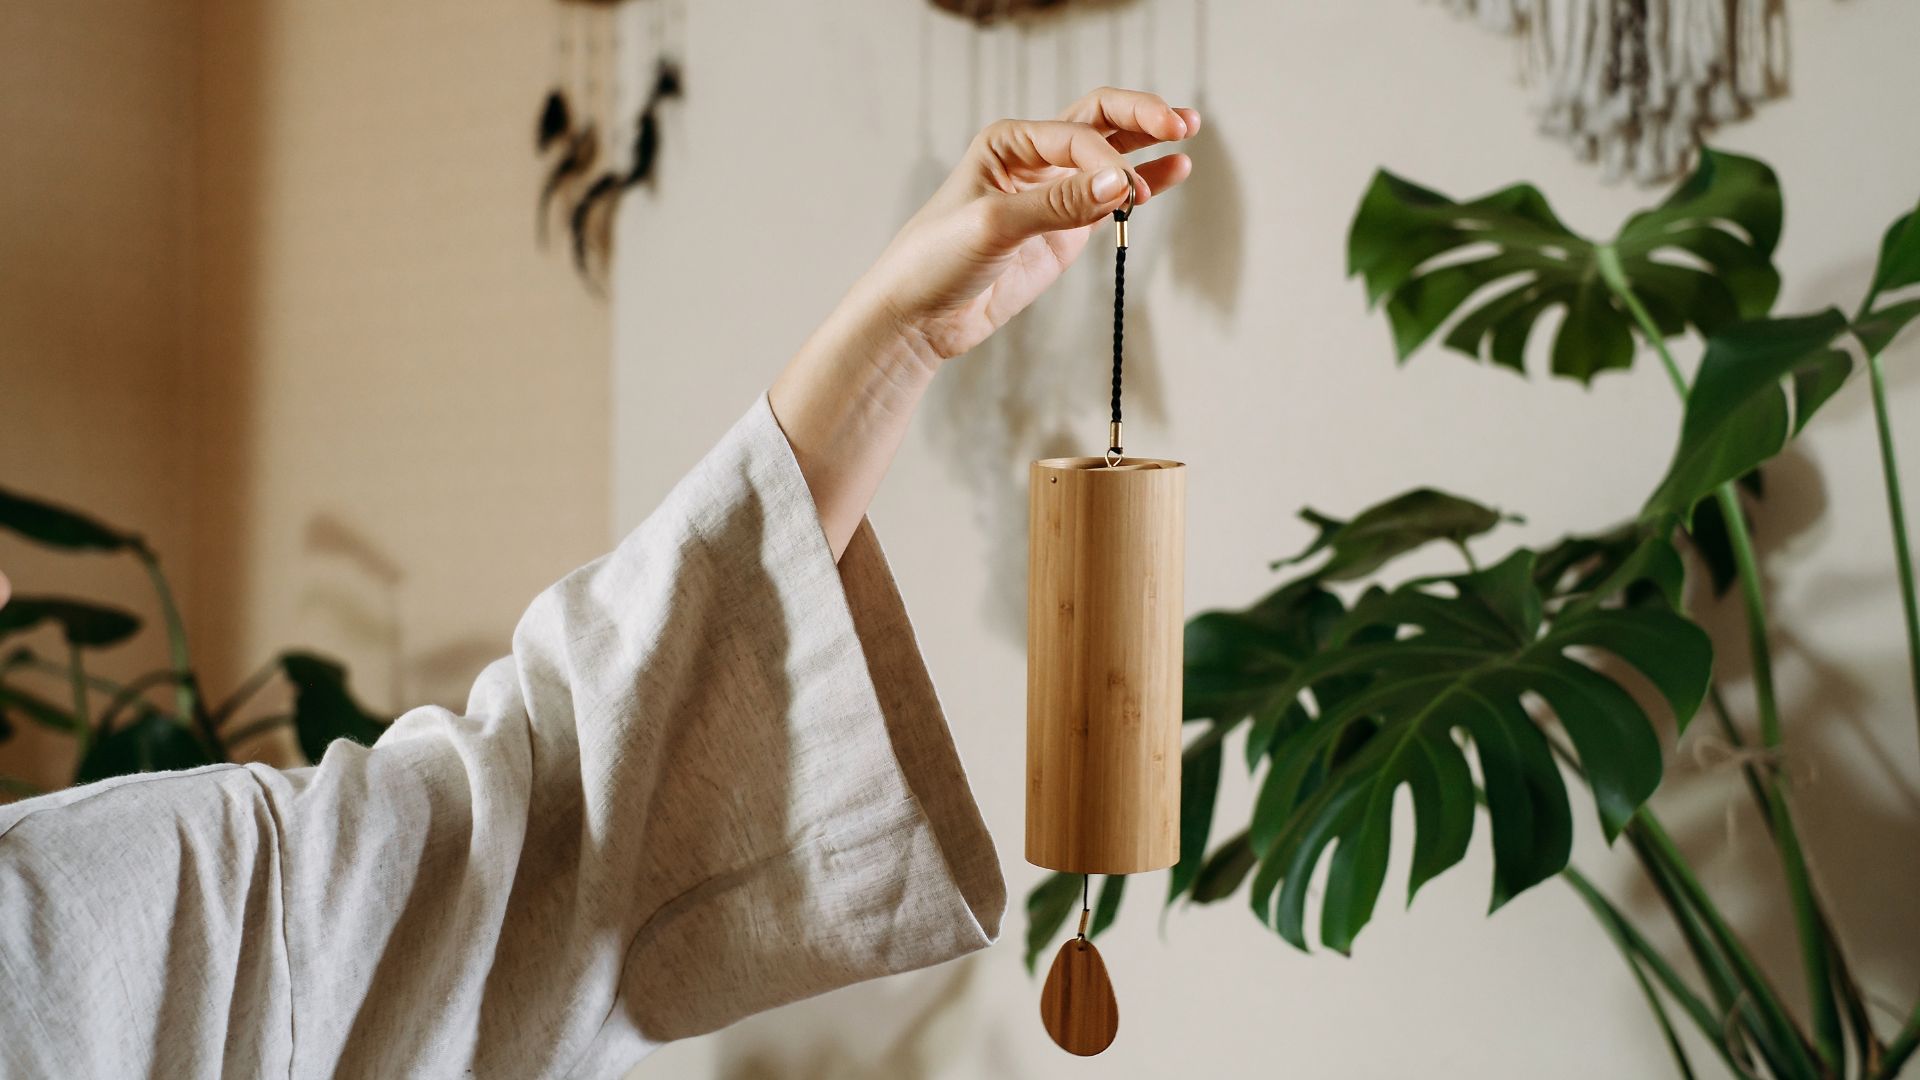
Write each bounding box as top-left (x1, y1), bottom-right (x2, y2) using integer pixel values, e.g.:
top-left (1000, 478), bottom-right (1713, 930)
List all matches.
top-left (1027, 187), bottom-right (1182, 1058)
top-left (536, 6), bottom-right (599, 247)
top-left (570, 59), bottom-right (684, 277)
top-left (533, 0), bottom-right (686, 289)
top-left (1439, 0), bottom-right (1787, 183)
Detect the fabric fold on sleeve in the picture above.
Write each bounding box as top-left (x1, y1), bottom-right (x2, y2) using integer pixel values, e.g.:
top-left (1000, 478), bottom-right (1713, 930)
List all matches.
top-left (569, 395), bottom-right (1006, 1071)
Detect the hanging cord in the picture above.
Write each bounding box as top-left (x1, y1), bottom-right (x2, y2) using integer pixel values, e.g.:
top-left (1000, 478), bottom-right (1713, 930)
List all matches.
top-left (1076, 873), bottom-right (1091, 940)
top-left (1106, 181), bottom-right (1136, 467)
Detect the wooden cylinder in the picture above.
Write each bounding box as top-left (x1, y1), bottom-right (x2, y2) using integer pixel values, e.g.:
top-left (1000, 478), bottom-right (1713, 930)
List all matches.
top-left (1026, 456), bottom-right (1185, 875)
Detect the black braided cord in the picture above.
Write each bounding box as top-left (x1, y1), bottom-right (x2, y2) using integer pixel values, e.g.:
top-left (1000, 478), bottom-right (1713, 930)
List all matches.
top-left (1109, 208), bottom-right (1128, 456)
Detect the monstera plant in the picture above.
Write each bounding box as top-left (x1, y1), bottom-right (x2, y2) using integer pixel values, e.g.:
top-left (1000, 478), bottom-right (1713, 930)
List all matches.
top-left (1026, 151), bottom-right (1920, 1079)
top-left (0, 487), bottom-right (388, 793)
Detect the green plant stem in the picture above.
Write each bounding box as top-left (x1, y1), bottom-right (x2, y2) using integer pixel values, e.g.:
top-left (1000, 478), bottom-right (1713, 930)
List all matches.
top-left (223, 713), bottom-right (291, 746)
top-left (135, 545), bottom-right (211, 753)
top-left (1544, 737), bottom-right (1788, 1075)
top-left (1880, 1002), bottom-right (1920, 1079)
top-left (1632, 814), bottom-right (1820, 1078)
top-left (1865, 346), bottom-right (1920, 759)
top-left (1597, 246), bottom-right (1693, 400)
top-left (1711, 691), bottom-right (1882, 1071)
top-left (1600, 260), bottom-right (1844, 1070)
top-left (214, 655), bottom-right (282, 724)
top-left (10, 652), bottom-right (123, 697)
top-left (1565, 865), bottom-right (1738, 1079)
top-left (66, 643), bottom-right (90, 763)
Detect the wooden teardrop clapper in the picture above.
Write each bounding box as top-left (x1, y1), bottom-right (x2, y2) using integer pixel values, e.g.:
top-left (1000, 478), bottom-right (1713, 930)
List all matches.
top-left (1039, 910), bottom-right (1120, 1056)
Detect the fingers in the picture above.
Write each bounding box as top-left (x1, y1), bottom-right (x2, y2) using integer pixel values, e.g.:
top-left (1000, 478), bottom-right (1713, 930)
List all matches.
top-left (980, 165), bottom-right (1135, 243)
top-left (1060, 87), bottom-right (1194, 143)
top-left (1108, 107), bottom-right (1202, 154)
top-left (963, 90), bottom-right (1199, 245)
top-left (1132, 152), bottom-right (1193, 200)
top-left (978, 118), bottom-right (1135, 189)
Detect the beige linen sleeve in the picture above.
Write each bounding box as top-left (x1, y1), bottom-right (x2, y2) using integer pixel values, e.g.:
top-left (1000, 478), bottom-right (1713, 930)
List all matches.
top-left (0, 395), bottom-right (1005, 1079)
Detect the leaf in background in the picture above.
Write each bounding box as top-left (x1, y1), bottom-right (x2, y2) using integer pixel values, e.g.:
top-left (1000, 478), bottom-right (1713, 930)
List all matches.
top-left (281, 651), bottom-right (389, 763)
top-left (1184, 580), bottom-right (1343, 725)
top-left (1855, 201), bottom-right (1920, 355)
top-left (1855, 298), bottom-right (1920, 356)
top-left (1245, 549), bottom-right (1712, 954)
top-left (1025, 871), bottom-right (1081, 974)
top-left (1642, 311), bottom-right (1852, 526)
top-left (1868, 204), bottom-right (1920, 301)
top-left (1681, 473), bottom-right (1764, 597)
top-left (74, 706), bottom-right (213, 783)
top-left (0, 681), bottom-right (81, 733)
top-left (0, 596), bottom-right (142, 648)
top-left (1089, 875), bottom-right (1126, 940)
top-left (1347, 150), bottom-right (1780, 384)
top-left (1167, 723), bottom-right (1226, 905)
top-left (1191, 830), bottom-right (1257, 904)
top-left (0, 487), bottom-right (140, 552)
top-left (1614, 150), bottom-right (1782, 318)
top-left (1272, 488), bottom-right (1514, 582)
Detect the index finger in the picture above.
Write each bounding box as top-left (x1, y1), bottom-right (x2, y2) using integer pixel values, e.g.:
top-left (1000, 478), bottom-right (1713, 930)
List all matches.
top-left (1058, 86), bottom-right (1189, 143)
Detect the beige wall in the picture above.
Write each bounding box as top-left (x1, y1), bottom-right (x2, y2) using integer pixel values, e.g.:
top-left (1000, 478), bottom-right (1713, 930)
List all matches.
top-left (0, 0), bottom-right (199, 787)
top-left (3, 0), bottom-right (607, 784)
top-left (188, 0), bottom-right (610, 713)
top-left (614, 1), bottom-right (1920, 1077)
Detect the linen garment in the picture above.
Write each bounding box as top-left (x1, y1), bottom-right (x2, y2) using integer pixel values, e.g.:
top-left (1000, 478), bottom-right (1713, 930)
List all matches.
top-left (0, 396), bottom-right (1006, 1077)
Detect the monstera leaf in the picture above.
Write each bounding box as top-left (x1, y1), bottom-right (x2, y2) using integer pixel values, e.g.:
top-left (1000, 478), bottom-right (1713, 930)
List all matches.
top-left (0, 596), bottom-right (141, 648)
top-left (1274, 489), bottom-right (1514, 582)
top-left (1245, 546), bottom-right (1710, 954)
top-left (1856, 200), bottom-right (1920, 355)
top-left (1642, 311), bottom-right (1852, 526)
top-left (1348, 150), bottom-right (1781, 383)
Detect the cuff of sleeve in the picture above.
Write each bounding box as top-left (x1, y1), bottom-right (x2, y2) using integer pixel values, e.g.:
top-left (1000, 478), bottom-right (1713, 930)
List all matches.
top-left (606, 395), bottom-right (1005, 1051)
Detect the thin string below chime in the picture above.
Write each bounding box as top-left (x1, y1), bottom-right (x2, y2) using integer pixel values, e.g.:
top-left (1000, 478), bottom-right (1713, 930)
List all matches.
top-left (1079, 873), bottom-right (1090, 938)
top-left (1106, 185), bottom-right (1133, 467)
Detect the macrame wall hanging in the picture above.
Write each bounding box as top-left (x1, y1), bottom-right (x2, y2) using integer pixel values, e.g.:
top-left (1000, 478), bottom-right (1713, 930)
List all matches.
top-left (534, 0), bottom-right (684, 292)
top-left (1440, 0), bottom-right (1788, 183)
top-left (1026, 188), bottom-right (1183, 1059)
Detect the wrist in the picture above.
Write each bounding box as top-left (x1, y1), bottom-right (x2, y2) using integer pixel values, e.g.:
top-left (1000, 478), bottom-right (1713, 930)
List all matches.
top-left (841, 275), bottom-right (947, 383)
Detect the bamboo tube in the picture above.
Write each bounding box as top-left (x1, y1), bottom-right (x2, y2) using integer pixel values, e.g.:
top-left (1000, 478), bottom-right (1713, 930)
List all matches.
top-left (1025, 455), bottom-right (1184, 875)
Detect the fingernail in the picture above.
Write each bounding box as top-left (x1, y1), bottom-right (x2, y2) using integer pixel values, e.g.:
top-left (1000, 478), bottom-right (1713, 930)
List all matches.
top-left (1092, 168), bottom-right (1126, 200)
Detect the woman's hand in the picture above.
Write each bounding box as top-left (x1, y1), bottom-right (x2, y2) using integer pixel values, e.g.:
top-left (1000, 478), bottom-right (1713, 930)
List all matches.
top-left (865, 87), bottom-right (1199, 365)
top-left (771, 88), bottom-right (1199, 560)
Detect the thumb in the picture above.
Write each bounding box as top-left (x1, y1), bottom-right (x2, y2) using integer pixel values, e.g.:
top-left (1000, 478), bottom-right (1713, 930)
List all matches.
top-left (986, 167), bottom-right (1134, 243)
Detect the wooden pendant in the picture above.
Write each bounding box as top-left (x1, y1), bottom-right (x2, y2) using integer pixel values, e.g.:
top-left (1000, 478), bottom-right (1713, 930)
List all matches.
top-left (1040, 936), bottom-right (1120, 1056)
top-left (1026, 456), bottom-right (1185, 875)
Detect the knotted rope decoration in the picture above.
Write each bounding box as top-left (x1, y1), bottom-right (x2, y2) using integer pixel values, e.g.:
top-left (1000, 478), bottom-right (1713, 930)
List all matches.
top-left (1438, 0), bottom-right (1786, 183)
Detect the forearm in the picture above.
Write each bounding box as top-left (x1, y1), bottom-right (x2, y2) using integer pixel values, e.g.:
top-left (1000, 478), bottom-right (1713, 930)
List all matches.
top-left (768, 281), bottom-right (940, 561)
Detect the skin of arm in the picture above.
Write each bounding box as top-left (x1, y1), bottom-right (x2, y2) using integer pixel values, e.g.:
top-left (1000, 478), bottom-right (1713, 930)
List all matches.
top-left (769, 86), bottom-right (1200, 560)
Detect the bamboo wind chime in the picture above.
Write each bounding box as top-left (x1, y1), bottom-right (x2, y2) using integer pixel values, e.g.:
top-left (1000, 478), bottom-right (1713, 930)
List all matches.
top-left (1026, 188), bottom-right (1183, 1057)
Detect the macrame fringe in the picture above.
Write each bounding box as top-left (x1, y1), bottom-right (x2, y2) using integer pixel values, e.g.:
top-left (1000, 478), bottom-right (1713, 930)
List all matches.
top-left (1438, 0), bottom-right (1786, 183)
